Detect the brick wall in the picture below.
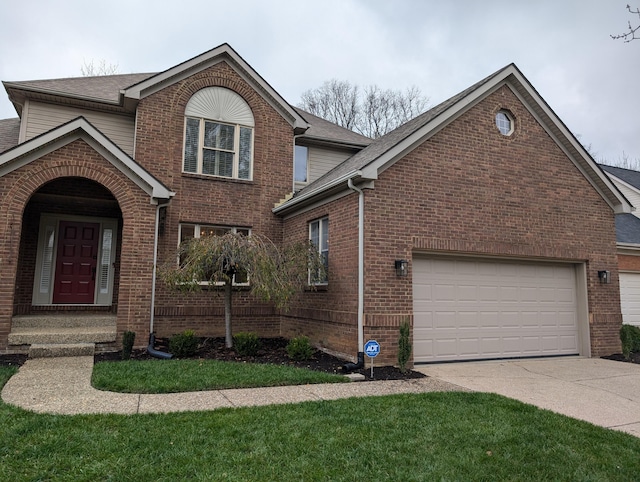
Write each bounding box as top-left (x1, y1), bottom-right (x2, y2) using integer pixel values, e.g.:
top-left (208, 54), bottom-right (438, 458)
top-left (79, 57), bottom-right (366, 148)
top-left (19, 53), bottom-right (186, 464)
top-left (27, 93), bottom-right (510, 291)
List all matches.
top-left (282, 194), bottom-right (360, 359)
top-left (133, 61), bottom-right (295, 339)
top-left (281, 85), bottom-right (622, 364)
top-left (619, 253), bottom-right (640, 271)
top-left (0, 139), bottom-right (156, 349)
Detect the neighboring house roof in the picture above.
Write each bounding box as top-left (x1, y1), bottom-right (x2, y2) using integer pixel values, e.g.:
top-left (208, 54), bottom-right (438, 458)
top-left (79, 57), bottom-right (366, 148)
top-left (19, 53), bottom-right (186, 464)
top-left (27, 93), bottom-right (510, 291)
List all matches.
top-left (616, 214), bottom-right (640, 245)
top-left (294, 107), bottom-right (372, 149)
top-left (274, 63), bottom-right (632, 217)
top-left (600, 165), bottom-right (640, 191)
top-left (0, 116), bottom-right (174, 201)
top-left (0, 118), bottom-right (20, 153)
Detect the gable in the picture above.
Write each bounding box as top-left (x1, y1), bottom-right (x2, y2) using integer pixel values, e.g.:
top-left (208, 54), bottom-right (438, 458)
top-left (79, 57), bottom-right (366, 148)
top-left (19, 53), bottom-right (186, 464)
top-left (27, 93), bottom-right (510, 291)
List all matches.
top-left (275, 64), bottom-right (631, 217)
top-left (123, 43), bottom-right (308, 134)
top-left (0, 117), bottom-right (174, 201)
top-left (373, 84), bottom-right (615, 237)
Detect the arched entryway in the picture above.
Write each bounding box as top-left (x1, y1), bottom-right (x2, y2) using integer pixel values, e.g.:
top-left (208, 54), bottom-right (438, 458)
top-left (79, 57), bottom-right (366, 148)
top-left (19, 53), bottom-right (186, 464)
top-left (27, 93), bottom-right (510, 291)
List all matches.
top-left (14, 177), bottom-right (123, 315)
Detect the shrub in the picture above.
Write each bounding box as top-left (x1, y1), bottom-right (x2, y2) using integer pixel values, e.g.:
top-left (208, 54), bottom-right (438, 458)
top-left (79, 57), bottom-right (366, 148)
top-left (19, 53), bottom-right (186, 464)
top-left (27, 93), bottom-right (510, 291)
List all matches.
top-left (169, 330), bottom-right (198, 358)
top-left (121, 331), bottom-right (135, 360)
top-left (287, 336), bottom-right (315, 361)
top-left (398, 319), bottom-right (412, 373)
top-left (620, 324), bottom-right (640, 360)
top-left (233, 332), bottom-right (261, 356)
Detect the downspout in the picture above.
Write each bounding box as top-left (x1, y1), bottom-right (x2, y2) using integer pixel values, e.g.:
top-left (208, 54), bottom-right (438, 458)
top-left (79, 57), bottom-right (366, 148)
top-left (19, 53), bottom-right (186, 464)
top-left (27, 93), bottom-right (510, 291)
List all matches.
top-left (147, 201), bottom-right (173, 359)
top-left (343, 178), bottom-right (365, 372)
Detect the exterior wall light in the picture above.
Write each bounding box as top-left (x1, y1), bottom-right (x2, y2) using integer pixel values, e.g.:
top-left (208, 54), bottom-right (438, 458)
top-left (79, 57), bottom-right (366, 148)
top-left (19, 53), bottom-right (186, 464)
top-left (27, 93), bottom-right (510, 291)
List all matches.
top-left (395, 259), bottom-right (408, 277)
top-left (598, 270), bottom-right (611, 284)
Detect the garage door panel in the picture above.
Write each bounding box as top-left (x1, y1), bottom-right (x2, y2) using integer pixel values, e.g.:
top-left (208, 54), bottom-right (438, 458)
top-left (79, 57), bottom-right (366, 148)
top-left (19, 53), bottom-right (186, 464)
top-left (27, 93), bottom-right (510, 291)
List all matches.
top-left (620, 273), bottom-right (640, 327)
top-left (413, 257), bottom-right (579, 362)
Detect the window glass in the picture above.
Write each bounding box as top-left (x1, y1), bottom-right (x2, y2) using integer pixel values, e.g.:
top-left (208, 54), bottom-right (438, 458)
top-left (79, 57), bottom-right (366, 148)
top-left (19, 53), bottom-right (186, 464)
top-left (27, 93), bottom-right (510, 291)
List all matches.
top-left (203, 150), bottom-right (234, 177)
top-left (496, 111), bottom-right (513, 136)
top-left (204, 122), bottom-right (235, 150)
top-left (183, 117), bottom-right (253, 180)
top-left (238, 127), bottom-right (252, 180)
top-left (309, 217), bottom-right (328, 284)
top-left (184, 118), bottom-right (200, 173)
top-left (179, 224), bottom-right (250, 285)
top-left (294, 146), bottom-right (308, 182)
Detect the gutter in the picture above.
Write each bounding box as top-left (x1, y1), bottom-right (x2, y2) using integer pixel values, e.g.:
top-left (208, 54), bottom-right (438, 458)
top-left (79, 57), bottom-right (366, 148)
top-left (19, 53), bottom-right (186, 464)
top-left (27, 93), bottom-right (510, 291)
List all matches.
top-left (343, 177), bottom-right (365, 372)
top-left (273, 170), bottom-right (364, 215)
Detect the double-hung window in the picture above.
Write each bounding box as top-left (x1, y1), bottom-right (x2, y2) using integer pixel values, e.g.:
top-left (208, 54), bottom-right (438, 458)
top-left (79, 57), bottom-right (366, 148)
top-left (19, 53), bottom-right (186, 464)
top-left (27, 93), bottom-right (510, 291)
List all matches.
top-left (183, 87), bottom-right (254, 180)
top-left (179, 224), bottom-right (250, 285)
top-left (309, 217), bottom-right (328, 285)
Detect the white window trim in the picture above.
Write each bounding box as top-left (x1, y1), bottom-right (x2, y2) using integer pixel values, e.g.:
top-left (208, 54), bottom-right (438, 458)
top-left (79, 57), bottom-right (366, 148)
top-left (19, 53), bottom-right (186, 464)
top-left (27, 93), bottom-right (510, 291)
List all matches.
top-left (183, 117), bottom-right (254, 180)
top-left (309, 217), bottom-right (329, 286)
top-left (32, 214), bottom-right (118, 306)
top-left (496, 110), bottom-right (515, 136)
top-left (178, 223), bottom-right (251, 286)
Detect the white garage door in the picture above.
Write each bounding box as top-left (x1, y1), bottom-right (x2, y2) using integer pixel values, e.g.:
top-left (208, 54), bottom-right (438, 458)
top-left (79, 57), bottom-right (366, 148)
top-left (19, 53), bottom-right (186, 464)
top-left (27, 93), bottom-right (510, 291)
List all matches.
top-left (413, 257), bottom-right (579, 363)
top-left (620, 272), bottom-right (640, 327)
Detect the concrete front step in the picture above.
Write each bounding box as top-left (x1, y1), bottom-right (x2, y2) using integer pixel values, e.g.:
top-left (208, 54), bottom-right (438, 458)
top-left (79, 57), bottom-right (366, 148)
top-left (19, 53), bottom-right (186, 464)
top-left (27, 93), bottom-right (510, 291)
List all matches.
top-left (8, 326), bottom-right (117, 345)
top-left (12, 314), bottom-right (117, 329)
top-left (29, 343), bottom-right (95, 358)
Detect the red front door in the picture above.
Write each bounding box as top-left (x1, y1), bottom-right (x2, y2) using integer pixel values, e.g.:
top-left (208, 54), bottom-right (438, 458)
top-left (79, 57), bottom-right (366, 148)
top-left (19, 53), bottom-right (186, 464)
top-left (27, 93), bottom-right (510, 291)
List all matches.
top-left (52, 221), bottom-right (100, 304)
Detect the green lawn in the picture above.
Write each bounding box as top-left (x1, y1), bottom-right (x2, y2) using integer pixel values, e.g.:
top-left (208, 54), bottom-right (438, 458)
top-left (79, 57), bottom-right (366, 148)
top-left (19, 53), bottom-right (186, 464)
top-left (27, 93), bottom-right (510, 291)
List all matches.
top-left (2, 365), bottom-right (640, 481)
top-left (92, 358), bottom-right (348, 393)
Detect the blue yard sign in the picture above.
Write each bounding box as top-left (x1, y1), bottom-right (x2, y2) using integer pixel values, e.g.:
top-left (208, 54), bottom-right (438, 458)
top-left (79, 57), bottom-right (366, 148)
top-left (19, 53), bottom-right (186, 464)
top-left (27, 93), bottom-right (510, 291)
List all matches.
top-left (364, 340), bottom-right (380, 357)
top-left (364, 340), bottom-right (380, 378)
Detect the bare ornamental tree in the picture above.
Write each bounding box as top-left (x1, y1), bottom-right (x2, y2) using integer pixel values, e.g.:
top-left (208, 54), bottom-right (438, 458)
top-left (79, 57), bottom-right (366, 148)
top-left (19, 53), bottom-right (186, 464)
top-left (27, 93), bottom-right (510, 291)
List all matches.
top-left (299, 80), bottom-right (429, 139)
top-left (80, 59), bottom-right (119, 76)
top-left (160, 232), bottom-right (325, 348)
top-left (611, 5), bottom-right (640, 42)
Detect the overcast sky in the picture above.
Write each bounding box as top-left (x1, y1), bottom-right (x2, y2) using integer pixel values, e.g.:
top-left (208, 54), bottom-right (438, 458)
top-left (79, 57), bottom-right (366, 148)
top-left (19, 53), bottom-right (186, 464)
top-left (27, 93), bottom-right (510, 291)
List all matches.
top-left (0, 0), bottom-right (638, 163)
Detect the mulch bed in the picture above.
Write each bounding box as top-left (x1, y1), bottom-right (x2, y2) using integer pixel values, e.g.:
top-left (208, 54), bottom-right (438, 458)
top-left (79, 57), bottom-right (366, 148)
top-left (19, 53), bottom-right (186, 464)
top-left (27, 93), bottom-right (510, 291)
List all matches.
top-left (93, 337), bottom-right (426, 381)
top-left (4, 338), bottom-right (640, 379)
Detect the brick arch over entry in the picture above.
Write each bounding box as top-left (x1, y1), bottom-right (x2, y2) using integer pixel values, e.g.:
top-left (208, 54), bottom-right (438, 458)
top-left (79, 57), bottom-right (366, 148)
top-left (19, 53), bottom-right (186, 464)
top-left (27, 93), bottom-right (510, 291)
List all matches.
top-left (0, 139), bottom-right (162, 349)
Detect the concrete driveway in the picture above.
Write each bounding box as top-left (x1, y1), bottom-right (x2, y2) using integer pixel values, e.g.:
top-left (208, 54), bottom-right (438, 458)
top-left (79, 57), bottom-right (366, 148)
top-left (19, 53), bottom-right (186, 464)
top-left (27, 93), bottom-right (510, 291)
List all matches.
top-left (416, 357), bottom-right (640, 437)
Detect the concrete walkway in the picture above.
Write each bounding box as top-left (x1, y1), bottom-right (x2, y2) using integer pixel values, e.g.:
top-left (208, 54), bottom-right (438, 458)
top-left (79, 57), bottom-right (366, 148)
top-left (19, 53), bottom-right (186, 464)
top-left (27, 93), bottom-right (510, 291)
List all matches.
top-left (4, 356), bottom-right (640, 439)
top-left (1, 356), bottom-right (460, 415)
top-left (416, 357), bottom-right (640, 437)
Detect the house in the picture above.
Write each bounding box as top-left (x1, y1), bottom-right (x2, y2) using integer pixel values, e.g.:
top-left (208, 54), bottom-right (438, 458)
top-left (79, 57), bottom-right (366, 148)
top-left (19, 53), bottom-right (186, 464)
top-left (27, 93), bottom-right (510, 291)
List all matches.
top-left (599, 165), bottom-right (640, 327)
top-left (0, 43), bottom-right (631, 365)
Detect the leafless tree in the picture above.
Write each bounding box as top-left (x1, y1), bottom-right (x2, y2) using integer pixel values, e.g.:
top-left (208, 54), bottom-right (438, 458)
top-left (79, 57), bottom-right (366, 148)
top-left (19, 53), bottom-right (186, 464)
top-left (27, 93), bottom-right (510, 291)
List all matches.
top-left (611, 5), bottom-right (640, 42)
top-left (299, 80), bottom-right (429, 138)
top-left (601, 151), bottom-right (640, 171)
top-left (80, 59), bottom-right (119, 76)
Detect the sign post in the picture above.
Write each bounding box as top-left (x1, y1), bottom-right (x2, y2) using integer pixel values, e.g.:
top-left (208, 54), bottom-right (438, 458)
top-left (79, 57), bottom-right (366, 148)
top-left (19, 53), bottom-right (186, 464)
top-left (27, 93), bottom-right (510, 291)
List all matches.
top-left (364, 340), bottom-right (380, 378)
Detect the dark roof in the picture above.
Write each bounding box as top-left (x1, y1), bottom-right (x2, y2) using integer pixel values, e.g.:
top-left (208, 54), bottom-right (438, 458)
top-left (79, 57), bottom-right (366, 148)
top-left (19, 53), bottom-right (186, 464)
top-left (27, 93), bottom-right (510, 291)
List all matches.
top-left (3, 74), bottom-right (365, 148)
top-left (298, 65), bottom-right (508, 195)
top-left (616, 214), bottom-right (640, 244)
top-left (0, 118), bottom-right (20, 153)
top-left (4, 73), bottom-right (155, 103)
top-left (294, 107), bottom-right (371, 148)
top-left (600, 164), bottom-right (640, 191)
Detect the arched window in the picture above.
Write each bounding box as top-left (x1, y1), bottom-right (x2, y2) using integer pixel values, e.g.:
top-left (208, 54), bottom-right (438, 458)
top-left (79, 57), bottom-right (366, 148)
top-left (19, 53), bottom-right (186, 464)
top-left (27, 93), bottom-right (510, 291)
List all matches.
top-left (183, 87), bottom-right (254, 180)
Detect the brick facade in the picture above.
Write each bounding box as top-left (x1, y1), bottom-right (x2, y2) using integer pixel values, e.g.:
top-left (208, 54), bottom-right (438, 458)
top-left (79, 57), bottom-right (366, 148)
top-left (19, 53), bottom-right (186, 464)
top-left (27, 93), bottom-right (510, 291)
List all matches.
top-left (0, 139), bottom-right (157, 348)
top-left (283, 85), bottom-right (622, 364)
top-left (133, 61), bottom-right (293, 341)
top-left (0, 53), bottom-right (624, 365)
top-left (619, 253), bottom-right (640, 271)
